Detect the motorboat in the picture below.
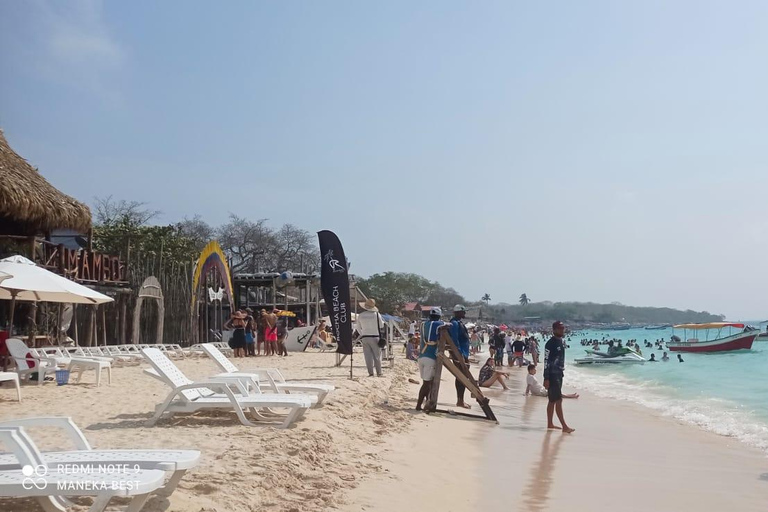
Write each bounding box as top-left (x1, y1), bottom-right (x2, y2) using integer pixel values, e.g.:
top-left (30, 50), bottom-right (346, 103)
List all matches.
top-left (667, 323), bottom-right (757, 353)
top-left (574, 348), bottom-right (646, 365)
top-left (645, 324), bottom-right (671, 330)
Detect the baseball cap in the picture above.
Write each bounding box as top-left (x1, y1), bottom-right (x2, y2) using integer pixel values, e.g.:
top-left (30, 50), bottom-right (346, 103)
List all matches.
top-left (429, 307), bottom-right (443, 317)
top-left (552, 321), bottom-right (565, 329)
top-left (453, 304), bottom-right (466, 313)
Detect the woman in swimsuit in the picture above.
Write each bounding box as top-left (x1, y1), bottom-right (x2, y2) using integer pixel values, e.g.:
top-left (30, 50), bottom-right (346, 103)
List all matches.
top-left (478, 358), bottom-right (509, 390)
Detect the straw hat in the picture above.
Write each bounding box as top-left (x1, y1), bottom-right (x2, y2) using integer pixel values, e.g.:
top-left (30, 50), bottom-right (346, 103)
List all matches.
top-left (360, 298), bottom-right (378, 312)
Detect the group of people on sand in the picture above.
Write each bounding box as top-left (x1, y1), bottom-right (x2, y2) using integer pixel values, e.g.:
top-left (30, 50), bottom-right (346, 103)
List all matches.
top-left (225, 307), bottom-right (286, 358)
top-left (489, 327), bottom-right (539, 366)
top-left (413, 310), bottom-right (578, 433)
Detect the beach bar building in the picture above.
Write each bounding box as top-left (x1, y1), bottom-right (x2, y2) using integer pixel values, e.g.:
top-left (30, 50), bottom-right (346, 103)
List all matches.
top-left (0, 129), bottom-right (132, 347)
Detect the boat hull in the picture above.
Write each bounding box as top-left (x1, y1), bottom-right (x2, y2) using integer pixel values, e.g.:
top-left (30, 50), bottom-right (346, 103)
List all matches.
top-left (667, 331), bottom-right (757, 353)
top-left (574, 357), bottom-right (645, 365)
top-left (574, 349), bottom-right (646, 365)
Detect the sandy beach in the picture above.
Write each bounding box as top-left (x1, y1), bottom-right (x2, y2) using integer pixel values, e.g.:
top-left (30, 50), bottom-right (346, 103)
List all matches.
top-left (343, 356), bottom-right (768, 512)
top-left (1, 350), bottom-right (767, 512)
top-left (0, 351), bottom-right (417, 512)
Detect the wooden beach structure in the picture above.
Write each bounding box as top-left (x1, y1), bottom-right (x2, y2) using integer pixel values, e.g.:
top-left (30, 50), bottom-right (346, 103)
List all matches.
top-left (424, 328), bottom-right (497, 422)
top-left (0, 129), bottom-right (134, 348)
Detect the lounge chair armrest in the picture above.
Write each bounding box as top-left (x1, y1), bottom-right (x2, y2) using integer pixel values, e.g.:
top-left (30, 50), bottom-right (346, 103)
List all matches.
top-left (0, 417), bottom-right (91, 450)
top-left (167, 381), bottom-right (244, 403)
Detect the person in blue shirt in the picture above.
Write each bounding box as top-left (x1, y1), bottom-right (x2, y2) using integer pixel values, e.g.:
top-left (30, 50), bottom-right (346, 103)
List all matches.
top-left (416, 307), bottom-right (444, 411)
top-left (450, 305), bottom-right (472, 409)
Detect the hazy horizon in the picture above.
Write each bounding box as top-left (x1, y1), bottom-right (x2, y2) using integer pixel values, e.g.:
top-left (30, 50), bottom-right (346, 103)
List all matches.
top-left (2, 1), bottom-right (767, 319)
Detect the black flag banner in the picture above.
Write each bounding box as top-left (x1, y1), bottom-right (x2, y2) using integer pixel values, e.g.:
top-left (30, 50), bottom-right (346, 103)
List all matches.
top-left (317, 230), bottom-right (353, 355)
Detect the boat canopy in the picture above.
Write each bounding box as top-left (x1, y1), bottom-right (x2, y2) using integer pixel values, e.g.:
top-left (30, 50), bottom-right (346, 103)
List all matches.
top-left (673, 322), bottom-right (745, 330)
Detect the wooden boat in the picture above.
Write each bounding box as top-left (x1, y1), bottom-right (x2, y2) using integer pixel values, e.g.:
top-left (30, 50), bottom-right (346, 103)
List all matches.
top-left (668, 323), bottom-right (757, 353)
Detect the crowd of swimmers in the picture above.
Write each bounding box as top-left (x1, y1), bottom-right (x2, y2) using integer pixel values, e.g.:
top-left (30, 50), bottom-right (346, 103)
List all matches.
top-left (577, 335), bottom-right (685, 362)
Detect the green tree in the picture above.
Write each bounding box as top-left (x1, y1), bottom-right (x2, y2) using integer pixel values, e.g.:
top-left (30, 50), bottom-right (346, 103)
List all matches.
top-left (356, 272), bottom-right (467, 314)
top-left (519, 293), bottom-right (530, 306)
top-left (481, 293), bottom-right (491, 305)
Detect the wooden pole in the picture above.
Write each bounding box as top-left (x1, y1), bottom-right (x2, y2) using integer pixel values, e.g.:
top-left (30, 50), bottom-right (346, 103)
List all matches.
top-left (27, 302), bottom-right (38, 348)
top-left (84, 305), bottom-right (94, 347)
top-left (101, 305), bottom-right (107, 346)
top-left (72, 304), bottom-right (78, 345)
top-left (120, 296), bottom-right (127, 345)
top-left (57, 303), bottom-right (63, 345)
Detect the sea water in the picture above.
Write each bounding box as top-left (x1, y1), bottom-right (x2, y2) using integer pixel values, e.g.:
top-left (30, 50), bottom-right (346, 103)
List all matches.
top-left (561, 327), bottom-right (768, 455)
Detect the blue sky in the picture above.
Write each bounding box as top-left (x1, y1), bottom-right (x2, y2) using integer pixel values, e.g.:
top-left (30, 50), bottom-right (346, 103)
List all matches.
top-left (2, 1), bottom-right (768, 319)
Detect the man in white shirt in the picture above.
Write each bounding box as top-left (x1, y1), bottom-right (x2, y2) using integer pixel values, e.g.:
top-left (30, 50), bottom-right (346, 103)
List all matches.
top-left (356, 298), bottom-right (385, 377)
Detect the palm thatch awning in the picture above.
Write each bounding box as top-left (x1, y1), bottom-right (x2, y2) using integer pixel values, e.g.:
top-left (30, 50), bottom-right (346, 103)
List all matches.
top-left (0, 129), bottom-right (91, 235)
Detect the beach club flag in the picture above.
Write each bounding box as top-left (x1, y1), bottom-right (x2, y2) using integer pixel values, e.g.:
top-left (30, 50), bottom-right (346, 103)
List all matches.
top-left (317, 230), bottom-right (353, 355)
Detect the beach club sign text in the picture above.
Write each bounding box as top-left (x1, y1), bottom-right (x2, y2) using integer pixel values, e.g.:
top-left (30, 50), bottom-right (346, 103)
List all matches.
top-left (43, 244), bottom-right (127, 284)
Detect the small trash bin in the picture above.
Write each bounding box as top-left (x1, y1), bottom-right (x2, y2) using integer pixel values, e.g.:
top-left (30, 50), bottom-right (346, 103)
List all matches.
top-left (55, 369), bottom-right (70, 386)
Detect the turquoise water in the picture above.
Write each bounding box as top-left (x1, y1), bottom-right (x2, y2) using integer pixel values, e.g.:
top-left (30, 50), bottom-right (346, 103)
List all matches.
top-left (561, 327), bottom-right (768, 454)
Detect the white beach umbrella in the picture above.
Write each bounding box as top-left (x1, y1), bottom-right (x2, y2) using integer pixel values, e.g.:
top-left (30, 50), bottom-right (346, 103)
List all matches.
top-left (0, 255), bottom-right (113, 305)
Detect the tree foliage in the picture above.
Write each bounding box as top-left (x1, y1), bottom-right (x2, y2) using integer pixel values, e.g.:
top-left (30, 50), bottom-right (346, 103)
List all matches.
top-left (91, 199), bottom-right (319, 275)
top-left (487, 301), bottom-right (724, 325)
top-left (356, 272), bottom-right (467, 314)
top-left (519, 293), bottom-right (530, 306)
top-left (216, 215), bottom-right (318, 274)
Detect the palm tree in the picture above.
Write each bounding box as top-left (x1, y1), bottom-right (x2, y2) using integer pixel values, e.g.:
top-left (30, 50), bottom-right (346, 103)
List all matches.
top-left (481, 293), bottom-right (491, 306)
top-left (519, 293), bottom-right (530, 306)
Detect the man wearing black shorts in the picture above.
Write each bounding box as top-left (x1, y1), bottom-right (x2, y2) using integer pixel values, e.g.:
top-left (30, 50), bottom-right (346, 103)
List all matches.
top-left (543, 321), bottom-right (575, 433)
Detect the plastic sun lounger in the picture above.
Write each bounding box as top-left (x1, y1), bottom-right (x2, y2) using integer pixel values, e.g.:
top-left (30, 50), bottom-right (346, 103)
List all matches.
top-left (0, 372), bottom-right (21, 401)
top-left (141, 348), bottom-right (312, 429)
top-left (0, 417), bottom-right (199, 498)
top-left (60, 347), bottom-right (115, 365)
top-left (33, 348), bottom-right (112, 386)
top-left (0, 426), bottom-right (167, 512)
top-left (6, 339), bottom-right (59, 385)
top-left (200, 343), bottom-right (334, 405)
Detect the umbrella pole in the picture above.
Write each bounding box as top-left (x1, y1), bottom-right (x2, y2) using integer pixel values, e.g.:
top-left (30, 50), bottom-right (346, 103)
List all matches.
top-left (2, 295), bottom-right (14, 372)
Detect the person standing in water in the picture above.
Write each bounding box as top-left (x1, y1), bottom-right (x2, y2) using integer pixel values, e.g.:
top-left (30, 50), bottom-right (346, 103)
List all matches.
top-left (543, 321), bottom-right (575, 433)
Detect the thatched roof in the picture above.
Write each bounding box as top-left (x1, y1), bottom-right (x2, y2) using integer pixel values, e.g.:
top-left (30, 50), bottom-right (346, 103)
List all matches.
top-left (0, 129), bottom-right (91, 235)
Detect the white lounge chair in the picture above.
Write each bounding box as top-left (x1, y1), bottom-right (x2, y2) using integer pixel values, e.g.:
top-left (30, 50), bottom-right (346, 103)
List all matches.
top-left (0, 372), bottom-right (20, 401)
top-left (141, 348), bottom-right (312, 429)
top-left (200, 343), bottom-right (334, 405)
top-left (0, 417), bottom-right (199, 497)
top-left (0, 426), bottom-right (167, 512)
top-left (33, 347), bottom-right (112, 386)
top-left (6, 339), bottom-right (59, 385)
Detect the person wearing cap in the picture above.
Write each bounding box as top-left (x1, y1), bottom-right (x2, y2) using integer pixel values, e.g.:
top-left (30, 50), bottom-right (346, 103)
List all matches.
top-left (543, 321), bottom-right (575, 433)
top-left (416, 307), bottom-right (444, 411)
top-left (449, 305), bottom-right (472, 409)
top-left (356, 298), bottom-right (385, 377)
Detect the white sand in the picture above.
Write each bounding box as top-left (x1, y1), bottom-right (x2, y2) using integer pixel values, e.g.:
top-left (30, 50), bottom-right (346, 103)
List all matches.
top-left (2, 352), bottom-right (768, 512)
top-left (0, 352), bottom-right (417, 512)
